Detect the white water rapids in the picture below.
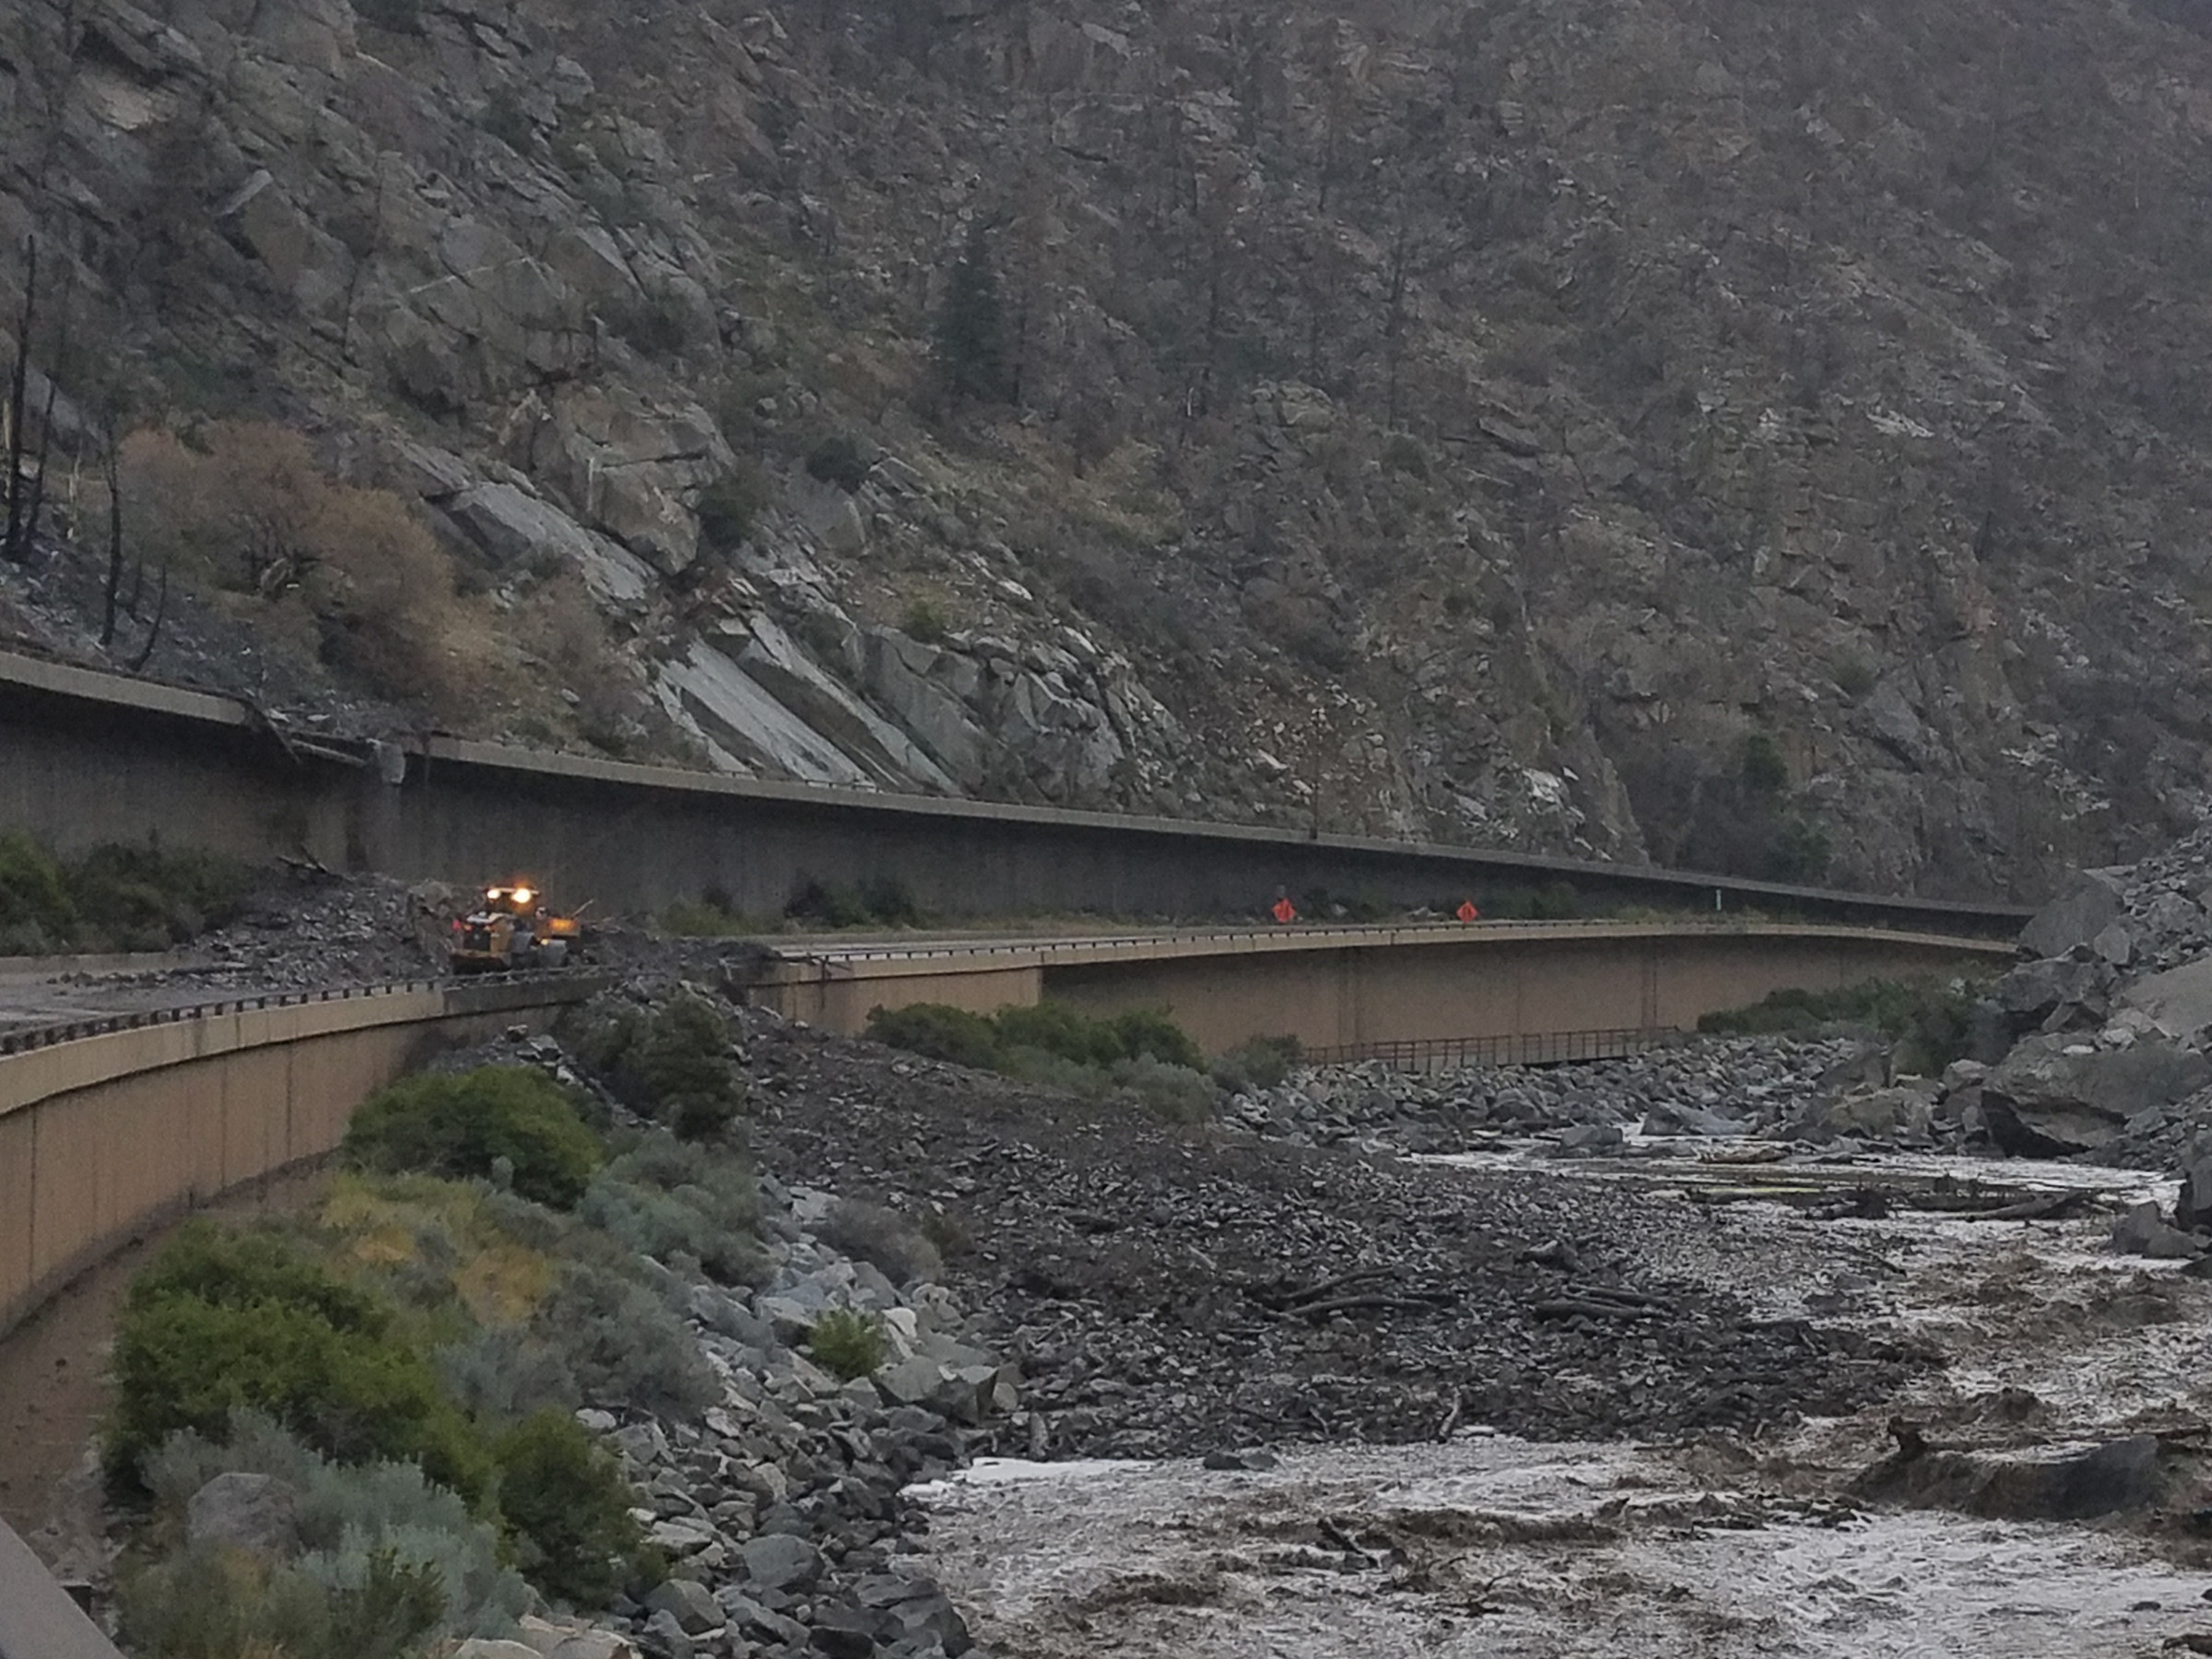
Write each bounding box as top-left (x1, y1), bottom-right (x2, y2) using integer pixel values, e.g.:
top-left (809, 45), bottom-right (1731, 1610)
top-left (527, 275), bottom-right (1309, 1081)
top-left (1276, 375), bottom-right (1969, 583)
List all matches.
top-left (910, 1146), bottom-right (2212, 1657)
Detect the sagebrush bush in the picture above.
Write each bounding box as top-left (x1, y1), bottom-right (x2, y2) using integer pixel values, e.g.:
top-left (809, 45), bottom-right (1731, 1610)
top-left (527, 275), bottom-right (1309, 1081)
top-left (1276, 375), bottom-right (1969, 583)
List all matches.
top-left (818, 1198), bottom-right (942, 1286)
top-left (117, 1538), bottom-right (446, 1659)
top-left (493, 1408), bottom-right (647, 1607)
top-left (1211, 1034), bottom-right (1304, 1094)
top-left (581, 1135), bottom-right (764, 1284)
top-left (147, 1413), bottom-right (532, 1639)
top-left (541, 1256), bottom-right (720, 1419)
top-left (1111, 1055), bottom-right (1216, 1126)
top-left (343, 1068), bottom-right (605, 1207)
top-left (107, 1229), bottom-right (490, 1505)
top-left (807, 1308), bottom-right (888, 1381)
top-left (868, 1000), bottom-right (1206, 1078)
top-left (865, 1002), bottom-right (1003, 1069)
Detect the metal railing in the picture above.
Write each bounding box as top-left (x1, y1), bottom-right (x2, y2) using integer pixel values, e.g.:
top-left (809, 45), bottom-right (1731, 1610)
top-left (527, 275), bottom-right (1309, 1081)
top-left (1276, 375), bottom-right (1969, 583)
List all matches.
top-left (770, 912), bottom-right (1972, 967)
top-left (0, 969), bottom-right (599, 1056)
top-left (1307, 1026), bottom-right (1678, 1071)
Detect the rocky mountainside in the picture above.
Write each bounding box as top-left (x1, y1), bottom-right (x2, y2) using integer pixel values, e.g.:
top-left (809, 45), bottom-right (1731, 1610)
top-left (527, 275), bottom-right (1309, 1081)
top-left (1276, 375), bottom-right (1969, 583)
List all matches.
top-left (6, 0), bottom-right (2212, 900)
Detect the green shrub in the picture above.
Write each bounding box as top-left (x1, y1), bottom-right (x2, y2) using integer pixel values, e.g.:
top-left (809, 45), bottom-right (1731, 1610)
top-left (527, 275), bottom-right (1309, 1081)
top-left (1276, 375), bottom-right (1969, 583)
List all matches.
top-left (994, 1001), bottom-right (1117, 1066)
top-left (995, 1044), bottom-right (1113, 1099)
top-left (1107, 1008), bottom-right (1206, 1070)
top-left (1381, 432), bottom-right (1430, 478)
top-left (629, 995), bottom-right (746, 1139)
top-left (146, 1413), bottom-right (532, 1641)
top-left (108, 1230), bottom-right (490, 1504)
top-left (1212, 1034), bottom-right (1303, 1093)
top-left (865, 1002), bottom-right (1004, 1069)
top-left (858, 874), bottom-right (922, 924)
top-left (818, 1198), bottom-right (942, 1285)
top-left (130, 1222), bottom-right (388, 1336)
top-left (1739, 732), bottom-right (1791, 795)
top-left (493, 1408), bottom-right (646, 1607)
top-left (696, 466), bottom-right (770, 554)
top-left (1110, 1054), bottom-right (1216, 1125)
top-left (901, 597), bottom-right (950, 643)
top-left (343, 1068), bottom-right (605, 1207)
top-left (805, 430), bottom-right (873, 492)
top-left (118, 1539), bottom-right (445, 1659)
top-left (1529, 880), bottom-right (1582, 920)
top-left (784, 874), bottom-right (921, 927)
top-left (540, 1257), bottom-right (720, 1418)
top-left (581, 1135), bottom-right (764, 1284)
top-left (69, 843), bottom-right (248, 947)
top-left (0, 829), bottom-right (76, 943)
top-left (1698, 975), bottom-right (1980, 1074)
top-left (867, 1000), bottom-right (1206, 1087)
top-left (806, 1308), bottom-right (887, 1381)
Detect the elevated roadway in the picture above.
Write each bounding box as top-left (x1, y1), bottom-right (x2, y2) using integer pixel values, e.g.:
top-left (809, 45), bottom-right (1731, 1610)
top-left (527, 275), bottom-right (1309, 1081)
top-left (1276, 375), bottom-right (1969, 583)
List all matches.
top-left (741, 916), bottom-right (2015, 1055)
top-left (0, 648), bottom-right (2030, 933)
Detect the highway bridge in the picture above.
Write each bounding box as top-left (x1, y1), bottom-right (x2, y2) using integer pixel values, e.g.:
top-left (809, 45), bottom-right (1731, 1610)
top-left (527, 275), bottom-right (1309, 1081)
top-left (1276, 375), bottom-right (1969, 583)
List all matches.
top-left (0, 648), bottom-right (2034, 1647)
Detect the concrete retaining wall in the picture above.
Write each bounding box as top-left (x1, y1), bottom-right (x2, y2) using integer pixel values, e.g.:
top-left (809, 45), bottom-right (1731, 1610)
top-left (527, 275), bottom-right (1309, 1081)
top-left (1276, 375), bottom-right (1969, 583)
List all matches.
top-left (0, 651), bottom-right (2030, 933)
top-left (0, 975), bottom-right (597, 1345)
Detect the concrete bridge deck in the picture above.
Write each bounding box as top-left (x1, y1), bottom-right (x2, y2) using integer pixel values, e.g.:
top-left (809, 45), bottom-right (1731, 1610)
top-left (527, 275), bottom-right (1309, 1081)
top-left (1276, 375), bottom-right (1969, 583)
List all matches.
top-left (744, 917), bottom-right (2015, 1054)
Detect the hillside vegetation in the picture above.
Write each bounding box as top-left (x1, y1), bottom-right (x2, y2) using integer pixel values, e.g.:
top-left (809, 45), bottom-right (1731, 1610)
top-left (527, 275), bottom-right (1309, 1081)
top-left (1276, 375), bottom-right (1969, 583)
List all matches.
top-left (6, 0), bottom-right (2212, 899)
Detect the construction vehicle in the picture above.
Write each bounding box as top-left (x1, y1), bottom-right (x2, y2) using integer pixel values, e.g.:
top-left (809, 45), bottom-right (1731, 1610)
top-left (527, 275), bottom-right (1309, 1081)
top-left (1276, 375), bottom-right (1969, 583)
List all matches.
top-left (446, 882), bottom-right (586, 973)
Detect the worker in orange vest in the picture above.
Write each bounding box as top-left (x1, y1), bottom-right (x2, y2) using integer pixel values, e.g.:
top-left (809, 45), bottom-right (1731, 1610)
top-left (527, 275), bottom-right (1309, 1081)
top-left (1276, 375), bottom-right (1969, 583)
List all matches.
top-left (1456, 900), bottom-right (1481, 923)
top-left (1271, 892), bottom-right (1298, 924)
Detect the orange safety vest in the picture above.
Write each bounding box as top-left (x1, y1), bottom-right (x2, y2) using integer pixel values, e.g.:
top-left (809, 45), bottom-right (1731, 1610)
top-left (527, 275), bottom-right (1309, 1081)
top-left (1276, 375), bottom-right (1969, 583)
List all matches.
top-left (1271, 896), bottom-right (1298, 924)
top-left (1456, 900), bottom-right (1480, 923)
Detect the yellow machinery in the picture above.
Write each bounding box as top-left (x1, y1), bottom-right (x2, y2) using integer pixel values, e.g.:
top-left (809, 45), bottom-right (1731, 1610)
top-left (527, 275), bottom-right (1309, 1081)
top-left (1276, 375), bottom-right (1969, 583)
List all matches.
top-left (446, 882), bottom-right (585, 973)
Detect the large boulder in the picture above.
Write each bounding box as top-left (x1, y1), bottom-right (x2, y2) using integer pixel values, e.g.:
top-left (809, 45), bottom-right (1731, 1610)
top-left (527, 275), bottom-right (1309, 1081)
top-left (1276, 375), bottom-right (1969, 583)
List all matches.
top-left (1988, 955), bottom-right (2111, 1027)
top-left (1795, 1082), bottom-right (1937, 1144)
top-left (2122, 957), bottom-right (2212, 1042)
top-left (2112, 1202), bottom-right (2203, 1259)
top-left (2178, 1128), bottom-right (2212, 1231)
top-left (185, 1472), bottom-right (298, 1556)
top-left (1980, 1035), bottom-right (2212, 1155)
top-left (2018, 869), bottom-right (2128, 960)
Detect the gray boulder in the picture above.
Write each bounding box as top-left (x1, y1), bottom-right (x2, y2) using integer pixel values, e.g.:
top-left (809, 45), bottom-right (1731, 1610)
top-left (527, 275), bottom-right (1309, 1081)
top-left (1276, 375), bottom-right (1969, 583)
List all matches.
top-left (1553, 1123), bottom-right (1624, 1157)
top-left (1798, 1082), bottom-right (1937, 1144)
top-left (2122, 957), bottom-right (2212, 1041)
top-left (1989, 956), bottom-right (2109, 1025)
top-left (186, 1472), bottom-right (298, 1556)
top-left (1640, 1101), bottom-right (1750, 1137)
top-left (2178, 1129), bottom-right (2212, 1231)
top-left (2112, 1202), bottom-right (2203, 1260)
top-left (1981, 1035), bottom-right (2212, 1156)
top-left (740, 1534), bottom-right (823, 1593)
top-left (644, 1580), bottom-right (724, 1637)
top-left (2018, 869), bottom-right (2127, 960)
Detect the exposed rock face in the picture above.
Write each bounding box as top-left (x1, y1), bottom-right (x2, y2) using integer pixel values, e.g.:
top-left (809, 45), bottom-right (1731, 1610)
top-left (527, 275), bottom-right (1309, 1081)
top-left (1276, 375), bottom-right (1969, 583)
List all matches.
top-left (15, 0), bottom-right (2212, 890)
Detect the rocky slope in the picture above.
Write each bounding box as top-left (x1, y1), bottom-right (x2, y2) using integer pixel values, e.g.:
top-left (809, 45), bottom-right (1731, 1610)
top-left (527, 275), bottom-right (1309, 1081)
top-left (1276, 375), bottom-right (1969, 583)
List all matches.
top-left (7, 0), bottom-right (2212, 898)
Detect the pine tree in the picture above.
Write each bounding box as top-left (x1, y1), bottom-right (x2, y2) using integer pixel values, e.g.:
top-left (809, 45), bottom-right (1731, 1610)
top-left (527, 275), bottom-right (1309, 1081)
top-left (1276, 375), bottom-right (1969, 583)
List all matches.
top-left (932, 223), bottom-right (1012, 404)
